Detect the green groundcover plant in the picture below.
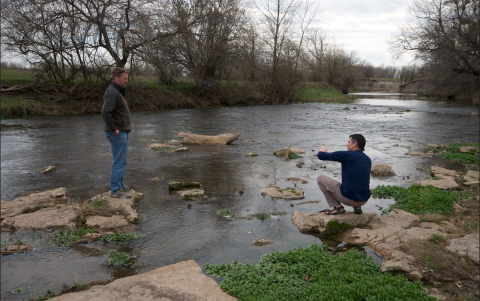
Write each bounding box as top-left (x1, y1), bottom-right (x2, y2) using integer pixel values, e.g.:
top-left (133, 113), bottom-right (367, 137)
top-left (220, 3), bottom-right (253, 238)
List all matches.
top-left (370, 184), bottom-right (462, 215)
top-left (203, 244), bottom-right (434, 300)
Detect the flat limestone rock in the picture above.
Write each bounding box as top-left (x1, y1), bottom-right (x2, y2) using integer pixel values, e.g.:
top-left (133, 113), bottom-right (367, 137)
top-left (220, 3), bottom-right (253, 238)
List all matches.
top-left (1, 203), bottom-right (79, 230)
top-left (291, 210), bottom-right (376, 234)
top-left (49, 260), bottom-right (236, 301)
top-left (405, 150), bottom-right (434, 157)
top-left (446, 233), bottom-right (479, 264)
top-left (86, 215), bottom-right (130, 229)
top-left (1, 244), bottom-right (34, 255)
top-left (1, 188), bottom-right (68, 218)
top-left (1, 189), bottom-right (144, 230)
top-left (430, 166), bottom-right (459, 178)
top-left (178, 132), bottom-right (241, 145)
top-left (413, 176), bottom-right (460, 190)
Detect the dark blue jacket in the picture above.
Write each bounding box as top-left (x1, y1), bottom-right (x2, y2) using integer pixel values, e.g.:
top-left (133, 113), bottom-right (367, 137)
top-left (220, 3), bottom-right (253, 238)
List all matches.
top-left (317, 150), bottom-right (371, 202)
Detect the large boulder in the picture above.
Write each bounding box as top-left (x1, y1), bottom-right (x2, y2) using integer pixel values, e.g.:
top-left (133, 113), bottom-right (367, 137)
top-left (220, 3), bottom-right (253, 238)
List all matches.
top-left (49, 260), bottom-right (236, 301)
top-left (178, 132), bottom-right (241, 145)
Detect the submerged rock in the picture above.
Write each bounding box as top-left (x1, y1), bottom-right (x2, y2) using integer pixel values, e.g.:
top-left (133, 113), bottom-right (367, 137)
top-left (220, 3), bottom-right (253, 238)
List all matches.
top-left (261, 184), bottom-right (304, 200)
top-left (1, 244), bottom-right (34, 255)
top-left (41, 165), bottom-right (56, 173)
top-left (251, 239), bottom-right (274, 246)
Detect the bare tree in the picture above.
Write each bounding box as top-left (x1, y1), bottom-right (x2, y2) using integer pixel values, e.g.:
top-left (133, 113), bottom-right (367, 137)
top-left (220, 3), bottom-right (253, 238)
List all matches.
top-left (392, 0), bottom-right (479, 101)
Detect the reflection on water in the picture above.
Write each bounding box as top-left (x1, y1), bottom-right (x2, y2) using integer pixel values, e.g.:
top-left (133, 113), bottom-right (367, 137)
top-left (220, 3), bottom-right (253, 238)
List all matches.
top-left (1, 94), bottom-right (479, 299)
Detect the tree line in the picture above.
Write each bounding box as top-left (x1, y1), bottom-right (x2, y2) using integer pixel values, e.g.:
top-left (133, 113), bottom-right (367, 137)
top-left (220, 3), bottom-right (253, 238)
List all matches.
top-left (1, 0), bottom-right (478, 103)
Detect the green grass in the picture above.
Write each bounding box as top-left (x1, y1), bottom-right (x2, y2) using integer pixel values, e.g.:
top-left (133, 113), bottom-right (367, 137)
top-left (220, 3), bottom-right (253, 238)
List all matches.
top-left (136, 77), bottom-right (195, 92)
top-left (0, 68), bottom-right (37, 85)
top-left (294, 86), bottom-right (348, 101)
top-left (203, 244), bottom-right (434, 300)
top-left (370, 185), bottom-right (462, 215)
top-left (1, 96), bottom-right (67, 119)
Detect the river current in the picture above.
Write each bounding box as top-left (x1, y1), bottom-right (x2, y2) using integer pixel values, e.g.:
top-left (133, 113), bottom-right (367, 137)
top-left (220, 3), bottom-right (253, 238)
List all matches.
top-left (1, 93), bottom-right (479, 299)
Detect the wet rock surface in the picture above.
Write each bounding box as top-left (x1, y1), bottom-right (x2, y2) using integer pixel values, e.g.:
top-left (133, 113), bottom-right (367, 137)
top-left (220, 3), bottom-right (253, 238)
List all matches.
top-left (370, 163), bottom-right (396, 176)
top-left (261, 184), bottom-right (305, 200)
top-left (178, 132), bottom-right (241, 145)
top-left (49, 260), bottom-right (236, 301)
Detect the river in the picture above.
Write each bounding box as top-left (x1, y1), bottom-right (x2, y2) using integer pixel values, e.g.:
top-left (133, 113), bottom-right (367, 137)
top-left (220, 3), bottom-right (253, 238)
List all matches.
top-left (1, 93), bottom-right (479, 299)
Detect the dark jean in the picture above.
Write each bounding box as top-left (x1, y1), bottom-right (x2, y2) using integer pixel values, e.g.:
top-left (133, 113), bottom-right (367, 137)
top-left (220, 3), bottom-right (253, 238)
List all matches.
top-left (105, 130), bottom-right (128, 193)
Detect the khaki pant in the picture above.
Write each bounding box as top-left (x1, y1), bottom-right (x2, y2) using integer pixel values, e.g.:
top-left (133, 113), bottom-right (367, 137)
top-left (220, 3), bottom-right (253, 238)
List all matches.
top-left (317, 175), bottom-right (367, 209)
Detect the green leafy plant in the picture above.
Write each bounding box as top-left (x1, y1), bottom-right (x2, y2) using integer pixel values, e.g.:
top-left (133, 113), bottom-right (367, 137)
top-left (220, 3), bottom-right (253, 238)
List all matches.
top-left (106, 250), bottom-right (135, 266)
top-left (289, 152), bottom-right (303, 159)
top-left (218, 209), bottom-right (235, 218)
top-left (102, 232), bottom-right (146, 243)
top-left (33, 291), bottom-right (57, 301)
top-left (370, 184), bottom-right (460, 215)
top-left (12, 286), bottom-right (29, 294)
top-left (13, 240), bottom-right (24, 245)
top-left (203, 244), bottom-right (434, 300)
top-left (49, 227), bottom-right (97, 246)
top-left (439, 143), bottom-right (479, 163)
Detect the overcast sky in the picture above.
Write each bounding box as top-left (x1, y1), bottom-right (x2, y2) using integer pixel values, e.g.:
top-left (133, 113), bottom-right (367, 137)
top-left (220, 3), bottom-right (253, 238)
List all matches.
top-left (319, 0), bottom-right (415, 67)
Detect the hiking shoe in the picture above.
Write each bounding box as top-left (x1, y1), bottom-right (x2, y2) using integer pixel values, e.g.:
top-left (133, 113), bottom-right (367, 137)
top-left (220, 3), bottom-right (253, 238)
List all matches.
top-left (121, 185), bottom-right (132, 192)
top-left (110, 190), bottom-right (131, 199)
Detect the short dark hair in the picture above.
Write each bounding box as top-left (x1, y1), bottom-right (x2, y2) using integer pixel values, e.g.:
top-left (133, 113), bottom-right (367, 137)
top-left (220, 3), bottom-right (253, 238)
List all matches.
top-left (350, 134), bottom-right (366, 151)
top-left (112, 67), bottom-right (127, 78)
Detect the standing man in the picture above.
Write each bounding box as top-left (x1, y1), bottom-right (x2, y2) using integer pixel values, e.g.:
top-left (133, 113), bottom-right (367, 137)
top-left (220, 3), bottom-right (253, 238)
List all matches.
top-left (102, 67), bottom-right (132, 199)
top-left (316, 134), bottom-right (371, 215)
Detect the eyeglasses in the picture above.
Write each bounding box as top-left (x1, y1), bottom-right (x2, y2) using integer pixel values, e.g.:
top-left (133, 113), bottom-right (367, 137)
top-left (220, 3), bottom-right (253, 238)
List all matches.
top-left (117, 69), bottom-right (126, 75)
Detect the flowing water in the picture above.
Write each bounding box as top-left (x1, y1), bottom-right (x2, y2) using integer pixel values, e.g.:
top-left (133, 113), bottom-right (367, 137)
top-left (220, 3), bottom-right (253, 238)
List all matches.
top-left (1, 93), bottom-right (479, 299)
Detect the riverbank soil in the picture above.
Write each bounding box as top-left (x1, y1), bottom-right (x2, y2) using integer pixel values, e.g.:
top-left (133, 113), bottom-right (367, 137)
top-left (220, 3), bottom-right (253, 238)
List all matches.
top-left (0, 80), bottom-right (352, 119)
top-left (404, 185), bottom-right (479, 300)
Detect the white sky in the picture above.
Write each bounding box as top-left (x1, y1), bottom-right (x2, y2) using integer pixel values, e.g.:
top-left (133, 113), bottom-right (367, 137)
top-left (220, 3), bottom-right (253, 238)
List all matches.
top-left (319, 0), bottom-right (415, 67)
